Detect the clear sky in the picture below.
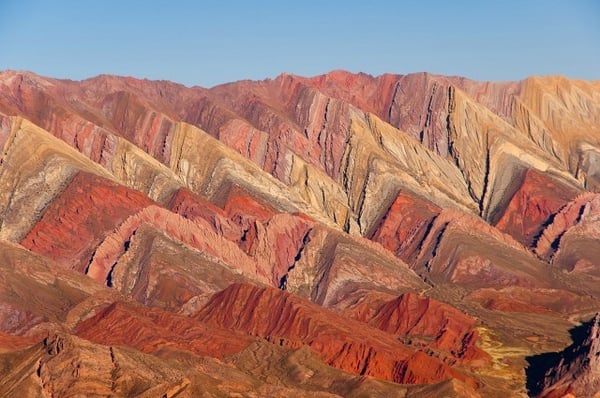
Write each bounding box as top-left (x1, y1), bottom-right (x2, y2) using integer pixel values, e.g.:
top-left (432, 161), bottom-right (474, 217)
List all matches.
top-left (0, 0), bottom-right (598, 87)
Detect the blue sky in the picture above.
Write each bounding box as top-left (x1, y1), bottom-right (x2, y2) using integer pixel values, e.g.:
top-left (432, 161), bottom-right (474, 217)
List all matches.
top-left (0, 1), bottom-right (598, 87)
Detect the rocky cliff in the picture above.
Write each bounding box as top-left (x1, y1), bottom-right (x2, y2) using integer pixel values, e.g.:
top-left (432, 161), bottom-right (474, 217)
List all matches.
top-left (528, 313), bottom-right (600, 397)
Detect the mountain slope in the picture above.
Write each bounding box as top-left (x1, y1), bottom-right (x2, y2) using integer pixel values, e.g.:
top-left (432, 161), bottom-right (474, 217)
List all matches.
top-left (0, 69), bottom-right (599, 396)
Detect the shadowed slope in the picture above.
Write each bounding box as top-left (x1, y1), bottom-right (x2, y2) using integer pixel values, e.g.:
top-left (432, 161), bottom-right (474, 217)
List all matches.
top-left (527, 314), bottom-right (600, 397)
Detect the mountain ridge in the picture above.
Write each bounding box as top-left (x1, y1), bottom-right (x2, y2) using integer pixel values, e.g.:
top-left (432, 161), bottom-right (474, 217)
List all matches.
top-left (0, 69), bottom-right (599, 396)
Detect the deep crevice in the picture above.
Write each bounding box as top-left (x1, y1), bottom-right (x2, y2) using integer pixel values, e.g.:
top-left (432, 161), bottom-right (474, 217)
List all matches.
top-left (479, 142), bottom-right (491, 217)
top-left (279, 228), bottom-right (313, 290)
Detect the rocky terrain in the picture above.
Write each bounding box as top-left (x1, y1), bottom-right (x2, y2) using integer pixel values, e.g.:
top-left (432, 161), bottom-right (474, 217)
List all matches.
top-left (0, 69), bottom-right (599, 396)
top-left (527, 313), bottom-right (600, 397)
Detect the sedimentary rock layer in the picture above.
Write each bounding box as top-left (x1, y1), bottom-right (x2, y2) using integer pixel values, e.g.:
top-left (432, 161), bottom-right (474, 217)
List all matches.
top-left (0, 69), bottom-right (599, 396)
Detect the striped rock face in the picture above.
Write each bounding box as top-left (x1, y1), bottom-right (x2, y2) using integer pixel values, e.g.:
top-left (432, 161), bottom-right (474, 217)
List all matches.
top-left (0, 70), bottom-right (599, 397)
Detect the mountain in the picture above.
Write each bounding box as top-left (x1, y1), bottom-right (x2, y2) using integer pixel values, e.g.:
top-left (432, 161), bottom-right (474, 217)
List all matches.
top-left (0, 69), bottom-right (599, 396)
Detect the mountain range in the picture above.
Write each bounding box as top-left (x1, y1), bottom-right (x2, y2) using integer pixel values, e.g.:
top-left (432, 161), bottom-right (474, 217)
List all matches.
top-left (0, 69), bottom-right (599, 397)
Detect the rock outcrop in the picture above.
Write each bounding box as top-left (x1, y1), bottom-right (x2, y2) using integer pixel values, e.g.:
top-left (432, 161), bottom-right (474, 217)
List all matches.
top-left (350, 292), bottom-right (490, 363)
top-left (21, 171), bottom-right (153, 271)
top-left (494, 169), bottom-right (580, 246)
top-left (535, 193), bottom-right (600, 274)
top-left (528, 313), bottom-right (600, 397)
top-left (195, 283), bottom-right (477, 387)
top-left (369, 190), bottom-right (440, 262)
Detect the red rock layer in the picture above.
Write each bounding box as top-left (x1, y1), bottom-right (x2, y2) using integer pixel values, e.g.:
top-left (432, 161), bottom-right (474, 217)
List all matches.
top-left (85, 205), bottom-right (263, 284)
top-left (21, 171), bottom-right (153, 271)
top-left (86, 205), bottom-right (314, 290)
top-left (466, 287), bottom-right (595, 315)
top-left (168, 185), bottom-right (280, 253)
top-left (195, 283), bottom-right (476, 387)
top-left (474, 296), bottom-right (551, 314)
top-left (494, 169), bottom-right (580, 247)
top-left (222, 185), bottom-right (276, 222)
top-left (351, 293), bottom-right (488, 363)
top-left (535, 193), bottom-right (600, 261)
top-left (410, 208), bottom-right (551, 289)
top-left (168, 185), bottom-right (312, 286)
top-left (370, 190), bottom-right (440, 262)
top-left (75, 301), bottom-right (252, 358)
top-left (221, 185), bottom-right (279, 254)
top-left (167, 187), bottom-right (242, 242)
top-left (0, 331), bottom-right (38, 351)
